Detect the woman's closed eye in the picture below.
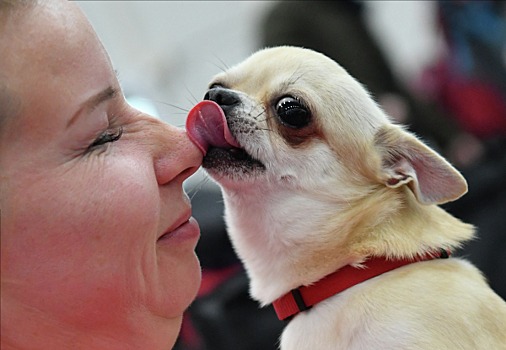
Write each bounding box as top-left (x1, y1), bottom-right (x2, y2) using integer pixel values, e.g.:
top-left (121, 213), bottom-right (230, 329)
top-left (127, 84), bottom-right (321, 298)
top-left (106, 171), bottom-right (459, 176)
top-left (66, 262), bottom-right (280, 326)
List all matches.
top-left (86, 126), bottom-right (123, 152)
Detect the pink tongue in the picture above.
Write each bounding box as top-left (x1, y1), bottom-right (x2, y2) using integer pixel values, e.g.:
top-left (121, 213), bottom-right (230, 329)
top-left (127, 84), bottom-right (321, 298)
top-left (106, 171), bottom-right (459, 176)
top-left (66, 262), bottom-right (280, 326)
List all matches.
top-left (186, 100), bottom-right (240, 156)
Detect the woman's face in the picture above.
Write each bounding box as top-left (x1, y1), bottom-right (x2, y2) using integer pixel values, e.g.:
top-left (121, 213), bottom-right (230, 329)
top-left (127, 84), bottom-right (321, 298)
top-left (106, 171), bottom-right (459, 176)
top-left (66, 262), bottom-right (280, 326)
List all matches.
top-left (0, 1), bottom-right (202, 348)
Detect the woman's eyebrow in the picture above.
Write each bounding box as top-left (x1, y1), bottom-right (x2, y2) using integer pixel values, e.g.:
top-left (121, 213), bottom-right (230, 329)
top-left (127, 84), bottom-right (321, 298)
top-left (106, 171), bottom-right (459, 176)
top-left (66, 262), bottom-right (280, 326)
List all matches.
top-left (66, 86), bottom-right (118, 128)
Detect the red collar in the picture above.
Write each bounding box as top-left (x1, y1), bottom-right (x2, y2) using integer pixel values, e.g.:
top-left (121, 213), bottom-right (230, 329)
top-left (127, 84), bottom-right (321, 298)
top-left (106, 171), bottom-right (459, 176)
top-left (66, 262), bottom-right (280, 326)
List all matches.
top-left (272, 249), bottom-right (450, 321)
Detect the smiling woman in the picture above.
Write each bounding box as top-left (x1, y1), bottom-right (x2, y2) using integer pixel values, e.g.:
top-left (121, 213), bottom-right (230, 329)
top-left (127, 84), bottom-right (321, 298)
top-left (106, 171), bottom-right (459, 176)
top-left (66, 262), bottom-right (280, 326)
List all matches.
top-left (0, 1), bottom-right (205, 349)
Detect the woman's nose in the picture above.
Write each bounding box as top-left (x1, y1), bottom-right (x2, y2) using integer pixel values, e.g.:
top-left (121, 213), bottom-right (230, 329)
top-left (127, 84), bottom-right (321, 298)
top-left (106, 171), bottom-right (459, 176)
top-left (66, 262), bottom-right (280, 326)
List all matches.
top-left (153, 121), bottom-right (203, 186)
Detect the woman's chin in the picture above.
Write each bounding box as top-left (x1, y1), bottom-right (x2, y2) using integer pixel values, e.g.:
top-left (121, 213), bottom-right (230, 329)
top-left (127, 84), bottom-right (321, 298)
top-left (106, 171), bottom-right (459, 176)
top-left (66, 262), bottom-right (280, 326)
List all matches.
top-left (154, 253), bottom-right (202, 318)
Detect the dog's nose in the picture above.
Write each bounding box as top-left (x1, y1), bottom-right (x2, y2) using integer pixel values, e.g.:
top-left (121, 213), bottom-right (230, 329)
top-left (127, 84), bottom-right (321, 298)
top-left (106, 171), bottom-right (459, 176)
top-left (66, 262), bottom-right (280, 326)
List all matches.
top-left (204, 88), bottom-right (240, 114)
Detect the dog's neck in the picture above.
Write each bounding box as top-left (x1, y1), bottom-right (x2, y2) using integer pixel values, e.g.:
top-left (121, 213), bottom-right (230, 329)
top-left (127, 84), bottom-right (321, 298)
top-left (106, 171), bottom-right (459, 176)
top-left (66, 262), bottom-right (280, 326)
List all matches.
top-left (272, 249), bottom-right (450, 321)
top-left (222, 184), bottom-right (474, 305)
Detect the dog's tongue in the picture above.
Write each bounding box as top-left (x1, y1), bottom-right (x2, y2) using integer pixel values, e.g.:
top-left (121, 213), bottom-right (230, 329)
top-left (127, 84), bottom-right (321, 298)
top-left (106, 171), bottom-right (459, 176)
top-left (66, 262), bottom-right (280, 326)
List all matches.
top-left (186, 100), bottom-right (240, 155)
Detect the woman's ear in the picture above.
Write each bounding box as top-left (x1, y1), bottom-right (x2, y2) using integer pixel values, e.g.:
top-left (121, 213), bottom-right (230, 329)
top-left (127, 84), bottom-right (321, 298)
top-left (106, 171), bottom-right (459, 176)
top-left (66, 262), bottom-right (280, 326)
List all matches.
top-left (374, 125), bottom-right (467, 205)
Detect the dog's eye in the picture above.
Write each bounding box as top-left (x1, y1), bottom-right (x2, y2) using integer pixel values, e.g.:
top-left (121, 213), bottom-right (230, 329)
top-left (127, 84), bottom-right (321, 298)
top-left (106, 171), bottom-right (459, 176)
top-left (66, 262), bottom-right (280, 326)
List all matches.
top-left (276, 97), bottom-right (310, 129)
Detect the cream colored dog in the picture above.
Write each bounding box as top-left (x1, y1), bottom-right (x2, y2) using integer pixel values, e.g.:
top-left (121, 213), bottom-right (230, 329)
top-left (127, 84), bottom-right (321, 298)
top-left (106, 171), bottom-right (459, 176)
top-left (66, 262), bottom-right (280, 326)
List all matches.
top-left (186, 46), bottom-right (506, 349)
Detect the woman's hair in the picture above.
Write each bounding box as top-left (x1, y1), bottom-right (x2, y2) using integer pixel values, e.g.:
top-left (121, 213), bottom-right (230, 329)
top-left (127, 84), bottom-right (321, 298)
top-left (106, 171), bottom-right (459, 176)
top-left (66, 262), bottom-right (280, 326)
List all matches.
top-left (0, 0), bottom-right (37, 25)
top-left (0, 0), bottom-right (35, 10)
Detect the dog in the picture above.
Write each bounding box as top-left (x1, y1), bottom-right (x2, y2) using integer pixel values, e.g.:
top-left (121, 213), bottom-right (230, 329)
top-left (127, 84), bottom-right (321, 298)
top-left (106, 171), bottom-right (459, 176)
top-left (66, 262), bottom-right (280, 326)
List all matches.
top-left (186, 46), bottom-right (506, 349)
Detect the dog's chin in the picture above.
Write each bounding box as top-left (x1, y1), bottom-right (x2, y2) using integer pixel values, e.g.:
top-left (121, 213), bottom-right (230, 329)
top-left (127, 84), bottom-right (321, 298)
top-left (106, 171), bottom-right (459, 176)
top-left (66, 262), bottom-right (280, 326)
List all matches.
top-left (203, 146), bottom-right (266, 183)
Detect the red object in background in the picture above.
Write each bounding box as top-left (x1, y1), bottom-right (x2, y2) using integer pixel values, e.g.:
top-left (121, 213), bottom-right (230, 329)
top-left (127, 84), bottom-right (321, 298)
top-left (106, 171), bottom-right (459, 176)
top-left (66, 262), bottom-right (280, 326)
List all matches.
top-left (178, 265), bottom-right (242, 349)
top-left (442, 76), bottom-right (506, 139)
top-left (420, 61), bottom-right (506, 140)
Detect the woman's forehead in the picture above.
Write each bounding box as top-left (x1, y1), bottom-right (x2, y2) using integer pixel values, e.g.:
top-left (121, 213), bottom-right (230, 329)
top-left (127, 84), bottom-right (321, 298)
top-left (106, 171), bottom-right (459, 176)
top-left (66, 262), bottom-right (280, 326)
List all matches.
top-left (3, 2), bottom-right (114, 91)
top-left (0, 0), bottom-right (116, 133)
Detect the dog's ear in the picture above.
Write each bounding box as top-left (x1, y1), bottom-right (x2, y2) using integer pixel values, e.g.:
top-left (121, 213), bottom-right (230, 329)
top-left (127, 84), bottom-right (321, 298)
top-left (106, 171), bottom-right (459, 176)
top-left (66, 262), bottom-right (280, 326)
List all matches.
top-left (374, 125), bottom-right (467, 205)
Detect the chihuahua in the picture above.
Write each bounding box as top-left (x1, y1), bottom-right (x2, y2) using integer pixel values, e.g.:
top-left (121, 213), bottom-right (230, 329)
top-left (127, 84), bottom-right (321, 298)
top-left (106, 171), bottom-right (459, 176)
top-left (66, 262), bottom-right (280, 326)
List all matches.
top-left (186, 46), bottom-right (506, 349)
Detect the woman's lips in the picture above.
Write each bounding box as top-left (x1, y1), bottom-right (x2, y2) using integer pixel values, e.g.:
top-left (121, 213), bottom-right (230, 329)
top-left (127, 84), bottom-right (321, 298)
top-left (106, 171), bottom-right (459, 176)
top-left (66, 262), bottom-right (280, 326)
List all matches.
top-left (157, 216), bottom-right (201, 245)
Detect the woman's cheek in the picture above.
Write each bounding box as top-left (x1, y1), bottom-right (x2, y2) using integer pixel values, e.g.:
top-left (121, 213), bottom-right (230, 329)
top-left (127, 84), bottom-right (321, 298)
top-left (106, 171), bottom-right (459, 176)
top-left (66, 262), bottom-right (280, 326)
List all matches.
top-left (69, 153), bottom-right (159, 241)
top-left (6, 154), bottom-right (160, 320)
top-left (77, 155), bottom-right (161, 258)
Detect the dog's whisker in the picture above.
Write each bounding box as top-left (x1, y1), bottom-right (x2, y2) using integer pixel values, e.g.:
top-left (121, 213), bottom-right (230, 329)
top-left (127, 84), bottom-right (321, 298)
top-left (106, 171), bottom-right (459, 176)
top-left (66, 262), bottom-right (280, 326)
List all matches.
top-left (257, 114), bottom-right (277, 124)
top-left (184, 85), bottom-right (200, 105)
top-left (187, 176), bottom-right (212, 201)
top-left (208, 59), bottom-right (228, 74)
top-left (185, 96), bottom-right (197, 108)
top-left (253, 108), bottom-right (268, 120)
top-left (289, 64), bottom-right (307, 86)
top-left (164, 112), bottom-right (191, 116)
top-left (152, 100), bottom-right (190, 113)
top-left (211, 53), bottom-right (230, 72)
top-left (250, 107), bottom-right (273, 123)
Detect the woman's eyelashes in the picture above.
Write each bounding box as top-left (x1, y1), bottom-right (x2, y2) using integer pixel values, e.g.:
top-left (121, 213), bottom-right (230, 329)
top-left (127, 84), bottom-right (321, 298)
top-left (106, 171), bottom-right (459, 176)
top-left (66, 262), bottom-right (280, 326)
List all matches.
top-left (86, 126), bottom-right (123, 152)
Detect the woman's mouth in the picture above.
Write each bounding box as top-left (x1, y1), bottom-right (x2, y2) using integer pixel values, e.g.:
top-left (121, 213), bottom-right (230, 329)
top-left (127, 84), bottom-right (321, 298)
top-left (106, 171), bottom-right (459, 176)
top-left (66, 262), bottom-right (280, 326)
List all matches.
top-left (157, 217), bottom-right (201, 245)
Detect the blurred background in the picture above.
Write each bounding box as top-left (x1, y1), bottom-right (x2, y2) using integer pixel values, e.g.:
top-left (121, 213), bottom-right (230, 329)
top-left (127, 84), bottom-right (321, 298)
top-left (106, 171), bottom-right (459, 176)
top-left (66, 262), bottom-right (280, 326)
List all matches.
top-left (78, 1), bottom-right (438, 128)
top-left (79, 1), bottom-right (505, 349)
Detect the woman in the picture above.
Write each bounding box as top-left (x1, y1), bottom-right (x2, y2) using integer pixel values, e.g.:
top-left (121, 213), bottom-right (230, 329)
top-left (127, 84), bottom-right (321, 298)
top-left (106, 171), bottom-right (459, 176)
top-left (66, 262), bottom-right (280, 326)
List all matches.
top-left (0, 0), bottom-right (204, 348)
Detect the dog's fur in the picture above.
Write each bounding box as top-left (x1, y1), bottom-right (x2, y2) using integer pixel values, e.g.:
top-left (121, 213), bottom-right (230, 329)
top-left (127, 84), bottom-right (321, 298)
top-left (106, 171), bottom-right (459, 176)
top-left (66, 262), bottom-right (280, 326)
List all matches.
top-left (200, 46), bottom-right (506, 349)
